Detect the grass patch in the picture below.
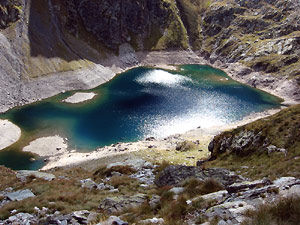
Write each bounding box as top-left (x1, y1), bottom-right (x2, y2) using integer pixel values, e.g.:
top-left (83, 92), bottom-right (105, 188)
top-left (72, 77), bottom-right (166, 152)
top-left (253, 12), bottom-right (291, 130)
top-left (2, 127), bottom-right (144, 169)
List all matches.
top-left (93, 165), bottom-right (137, 182)
top-left (176, 140), bottom-right (196, 152)
top-left (183, 178), bottom-right (224, 198)
top-left (0, 166), bottom-right (20, 191)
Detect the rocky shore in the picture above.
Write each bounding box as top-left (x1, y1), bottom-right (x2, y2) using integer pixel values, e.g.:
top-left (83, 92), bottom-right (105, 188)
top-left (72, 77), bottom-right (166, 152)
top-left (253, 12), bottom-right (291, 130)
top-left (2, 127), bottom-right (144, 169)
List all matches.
top-left (0, 119), bottom-right (21, 151)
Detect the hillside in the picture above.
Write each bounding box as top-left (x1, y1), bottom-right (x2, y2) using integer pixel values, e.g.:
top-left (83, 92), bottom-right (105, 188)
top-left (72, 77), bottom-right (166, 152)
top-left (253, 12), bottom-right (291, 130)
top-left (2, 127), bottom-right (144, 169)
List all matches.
top-left (0, 0), bottom-right (299, 112)
top-left (207, 104), bottom-right (300, 179)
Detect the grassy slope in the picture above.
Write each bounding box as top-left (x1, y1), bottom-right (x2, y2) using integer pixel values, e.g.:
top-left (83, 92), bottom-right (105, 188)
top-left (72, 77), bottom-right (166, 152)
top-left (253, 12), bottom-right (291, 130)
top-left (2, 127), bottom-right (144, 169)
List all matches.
top-left (206, 105), bottom-right (300, 180)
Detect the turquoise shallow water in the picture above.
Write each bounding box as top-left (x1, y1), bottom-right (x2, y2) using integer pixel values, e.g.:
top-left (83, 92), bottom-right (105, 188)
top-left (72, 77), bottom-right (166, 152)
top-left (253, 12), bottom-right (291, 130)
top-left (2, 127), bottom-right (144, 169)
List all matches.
top-left (0, 65), bottom-right (282, 170)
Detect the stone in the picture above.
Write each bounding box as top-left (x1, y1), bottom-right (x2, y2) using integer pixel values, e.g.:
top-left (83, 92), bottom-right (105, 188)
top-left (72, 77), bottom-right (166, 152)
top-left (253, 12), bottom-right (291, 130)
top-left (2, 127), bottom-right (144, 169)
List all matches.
top-left (17, 170), bottom-right (56, 181)
top-left (96, 216), bottom-right (128, 225)
top-left (5, 189), bottom-right (35, 201)
top-left (193, 190), bottom-right (228, 204)
top-left (205, 201), bottom-right (255, 224)
top-left (266, 145), bottom-right (287, 156)
top-left (169, 187), bottom-right (185, 195)
top-left (226, 178), bottom-right (272, 193)
top-left (6, 213), bottom-right (37, 225)
top-left (130, 168), bottom-right (155, 185)
top-left (99, 194), bottom-right (147, 214)
top-left (80, 178), bottom-right (98, 189)
top-left (139, 217), bottom-right (164, 224)
top-left (107, 159), bottom-right (153, 170)
top-left (149, 195), bottom-right (160, 209)
top-left (97, 183), bottom-right (114, 191)
top-left (72, 210), bottom-right (90, 224)
top-left (155, 165), bottom-right (244, 187)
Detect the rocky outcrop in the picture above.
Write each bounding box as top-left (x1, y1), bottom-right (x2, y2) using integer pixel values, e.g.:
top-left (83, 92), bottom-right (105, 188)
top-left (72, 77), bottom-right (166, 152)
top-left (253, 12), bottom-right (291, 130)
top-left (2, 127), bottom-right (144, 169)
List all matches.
top-left (198, 0), bottom-right (300, 86)
top-left (154, 165), bottom-right (244, 187)
top-left (208, 105), bottom-right (300, 159)
top-left (98, 194), bottom-right (147, 214)
top-left (65, 0), bottom-right (180, 50)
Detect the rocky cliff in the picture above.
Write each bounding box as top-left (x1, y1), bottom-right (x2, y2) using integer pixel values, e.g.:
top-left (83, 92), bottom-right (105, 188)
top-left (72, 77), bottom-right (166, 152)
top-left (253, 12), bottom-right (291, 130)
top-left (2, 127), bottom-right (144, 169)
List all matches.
top-left (198, 0), bottom-right (300, 81)
top-left (0, 0), bottom-right (299, 112)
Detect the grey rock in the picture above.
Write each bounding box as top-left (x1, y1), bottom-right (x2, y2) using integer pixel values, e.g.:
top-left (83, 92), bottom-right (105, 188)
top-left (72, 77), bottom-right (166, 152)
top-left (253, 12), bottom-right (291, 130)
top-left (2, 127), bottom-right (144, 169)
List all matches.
top-left (6, 213), bottom-right (37, 225)
top-left (193, 190), bottom-right (228, 204)
top-left (280, 185), bottom-right (300, 198)
top-left (72, 210), bottom-right (90, 224)
top-left (266, 145), bottom-right (287, 156)
top-left (227, 178), bottom-right (272, 193)
top-left (139, 217), bottom-right (164, 224)
top-left (80, 178), bottom-right (97, 189)
top-left (155, 165), bottom-right (244, 187)
top-left (97, 183), bottom-right (115, 191)
top-left (99, 194), bottom-right (147, 214)
top-left (107, 159), bottom-right (153, 170)
top-left (205, 201), bottom-right (255, 224)
top-left (17, 170), bottom-right (56, 181)
top-left (149, 195), bottom-right (160, 209)
top-left (169, 187), bottom-right (185, 195)
top-left (96, 216), bottom-right (128, 225)
top-left (5, 189), bottom-right (35, 201)
top-left (130, 168), bottom-right (155, 185)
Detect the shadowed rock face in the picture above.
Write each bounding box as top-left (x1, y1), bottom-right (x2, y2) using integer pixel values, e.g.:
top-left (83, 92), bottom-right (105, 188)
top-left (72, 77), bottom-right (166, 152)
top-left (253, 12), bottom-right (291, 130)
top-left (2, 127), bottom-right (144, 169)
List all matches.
top-left (0, 0), bottom-right (22, 29)
top-left (66, 0), bottom-right (172, 50)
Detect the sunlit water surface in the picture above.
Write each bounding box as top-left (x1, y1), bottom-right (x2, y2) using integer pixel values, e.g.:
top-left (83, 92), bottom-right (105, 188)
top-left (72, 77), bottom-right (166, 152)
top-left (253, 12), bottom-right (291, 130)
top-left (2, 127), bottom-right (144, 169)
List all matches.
top-left (0, 65), bottom-right (282, 169)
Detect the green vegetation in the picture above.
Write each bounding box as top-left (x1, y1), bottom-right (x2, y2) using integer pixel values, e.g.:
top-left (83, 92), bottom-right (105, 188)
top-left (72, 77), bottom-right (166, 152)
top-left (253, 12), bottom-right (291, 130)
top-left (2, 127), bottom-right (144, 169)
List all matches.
top-left (176, 0), bottom-right (211, 49)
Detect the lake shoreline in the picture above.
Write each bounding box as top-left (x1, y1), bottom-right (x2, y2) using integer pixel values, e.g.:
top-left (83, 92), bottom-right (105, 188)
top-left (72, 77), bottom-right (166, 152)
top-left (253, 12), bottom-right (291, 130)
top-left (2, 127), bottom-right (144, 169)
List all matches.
top-left (21, 106), bottom-right (282, 170)
top-left (0, 50), bottom-right (299, 114)
top-left (0, 50), bottom-right (298, 170)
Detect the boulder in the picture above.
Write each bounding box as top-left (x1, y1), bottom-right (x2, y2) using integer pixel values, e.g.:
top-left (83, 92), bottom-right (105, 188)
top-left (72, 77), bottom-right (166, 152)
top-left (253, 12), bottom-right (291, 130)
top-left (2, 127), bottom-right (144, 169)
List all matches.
top-left (96, 216), bottom-right (128, 225)
top-left (5, 189), bottom-right (35, 201)
top-left (226, 178), bottom-right (272, 193)
top-left (99, 194), bottom-right (147, 214)
top-left (17, 170), bottom-right (56, 182)
top-left (107, 159), bottom-right (153, 170)
top-left (6, 213), bottom-right (37, 225)
top-left (80, 178), bottom-right (98, 189)
top-left (139, 217), bottom-right (164, 224)
top-left (205, 201), bottom-right (255, 224)
top-left (155, 165), bottom-right (244, 187)
top-left (192, 190), bottom-right (229, 204)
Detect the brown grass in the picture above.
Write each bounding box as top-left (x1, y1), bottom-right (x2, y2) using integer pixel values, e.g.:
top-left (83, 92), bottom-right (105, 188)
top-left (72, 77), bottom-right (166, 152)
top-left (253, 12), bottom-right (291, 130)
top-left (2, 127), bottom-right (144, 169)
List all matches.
top-left (242, 197), bottom-right (300, 225)
top-left (0, 166), bottom-right (20, 191)
top-left (93, 165), bottom-right (137, 182)
top-left (176, 140), bottom-right (196, 152)
top-left (183, 178), bottom-right (224, 198)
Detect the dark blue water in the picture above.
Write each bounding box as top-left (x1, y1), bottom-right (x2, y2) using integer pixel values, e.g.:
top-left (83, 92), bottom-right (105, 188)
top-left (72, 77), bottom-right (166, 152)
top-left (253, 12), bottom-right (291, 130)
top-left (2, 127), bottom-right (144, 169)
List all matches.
top-left (0, 65), bottom-right (282, 170)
